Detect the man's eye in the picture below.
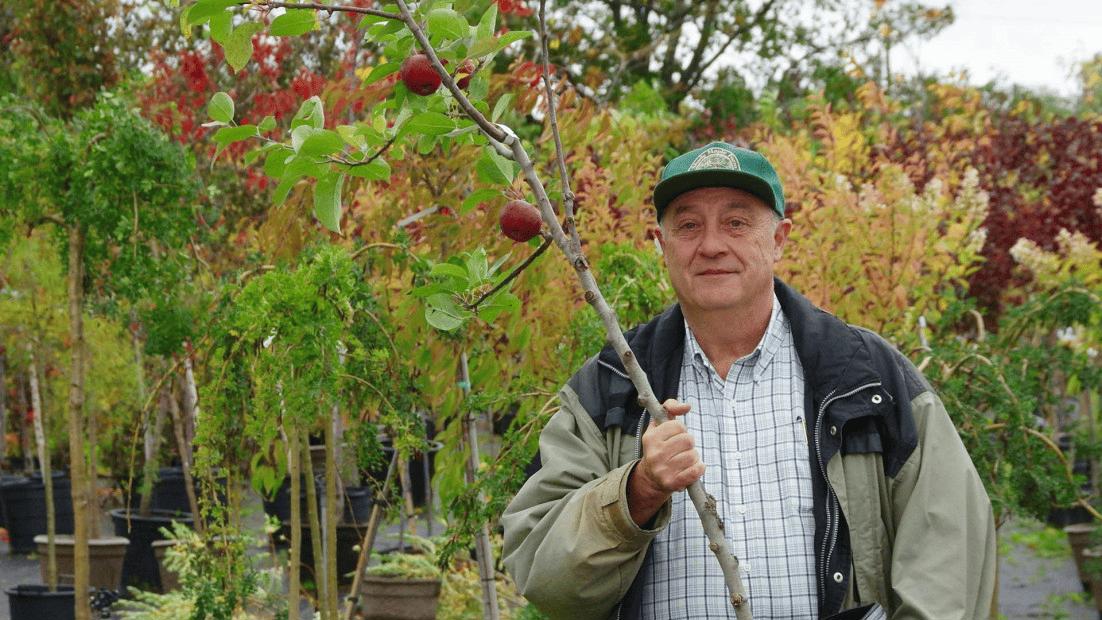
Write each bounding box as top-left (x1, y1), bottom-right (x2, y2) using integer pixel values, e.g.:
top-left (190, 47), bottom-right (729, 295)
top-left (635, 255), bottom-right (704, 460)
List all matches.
top-left (677, 222), bottom-right (699, 231)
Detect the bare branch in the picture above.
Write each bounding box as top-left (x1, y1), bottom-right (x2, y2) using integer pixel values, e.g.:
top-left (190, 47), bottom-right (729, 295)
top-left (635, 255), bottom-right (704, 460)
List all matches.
top-left (252, 1), bottom-right (400, 21)
top-left (538, 0), bottom-right (576, 228)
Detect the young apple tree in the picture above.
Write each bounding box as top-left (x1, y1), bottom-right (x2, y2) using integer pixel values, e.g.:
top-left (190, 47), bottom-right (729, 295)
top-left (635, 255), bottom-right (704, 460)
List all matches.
top-left (180, 0), bottom-right (751, 616)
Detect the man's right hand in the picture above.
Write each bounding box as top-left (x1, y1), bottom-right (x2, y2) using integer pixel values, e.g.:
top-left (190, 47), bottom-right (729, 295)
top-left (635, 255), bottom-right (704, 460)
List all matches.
top-left (626, 399), bottom-right (705, 526)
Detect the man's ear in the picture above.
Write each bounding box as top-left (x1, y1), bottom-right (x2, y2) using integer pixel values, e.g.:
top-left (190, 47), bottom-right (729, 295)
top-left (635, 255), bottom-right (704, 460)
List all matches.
top-left (773, 218), bottom-right (792, 262)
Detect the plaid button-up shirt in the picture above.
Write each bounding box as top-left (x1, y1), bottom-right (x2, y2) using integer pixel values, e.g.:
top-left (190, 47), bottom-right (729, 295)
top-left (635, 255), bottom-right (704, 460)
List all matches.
top-left (640, 294), bottom-right (818, 619)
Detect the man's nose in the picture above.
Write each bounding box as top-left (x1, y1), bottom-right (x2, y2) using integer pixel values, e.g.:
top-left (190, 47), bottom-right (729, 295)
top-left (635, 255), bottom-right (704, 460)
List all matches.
top-left (697, 224), bottom-right (727, 256)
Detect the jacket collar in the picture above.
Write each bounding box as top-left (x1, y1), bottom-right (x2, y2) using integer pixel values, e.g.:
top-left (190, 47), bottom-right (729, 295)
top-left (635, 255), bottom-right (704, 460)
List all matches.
top-left (597, 278), bottom-right (884, 405)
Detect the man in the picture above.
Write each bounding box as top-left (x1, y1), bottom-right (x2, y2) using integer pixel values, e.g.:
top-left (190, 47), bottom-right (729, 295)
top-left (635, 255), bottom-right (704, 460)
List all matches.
top-left (501, 142), bottom-right (996, 620)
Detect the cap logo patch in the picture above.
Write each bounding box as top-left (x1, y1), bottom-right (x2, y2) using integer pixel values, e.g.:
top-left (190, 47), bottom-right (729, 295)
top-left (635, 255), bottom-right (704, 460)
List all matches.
top-left (687, 147), bottom-right (740, 172)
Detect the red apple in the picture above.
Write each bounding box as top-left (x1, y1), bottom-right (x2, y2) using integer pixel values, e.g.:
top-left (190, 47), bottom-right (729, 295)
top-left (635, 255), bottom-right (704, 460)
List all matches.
top-left (456, 59), bottom-right (477, 90)
top-left (499, 200), bottom-right (542, 242)
top-left (400, 53), bottom-right (441, 96)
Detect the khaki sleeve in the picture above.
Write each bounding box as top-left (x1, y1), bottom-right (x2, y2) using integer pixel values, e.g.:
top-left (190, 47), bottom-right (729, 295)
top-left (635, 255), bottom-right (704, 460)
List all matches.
top-left (501, 386), bottom-right (670, 620)
top-left (888, 390), bottom-right (997, 620)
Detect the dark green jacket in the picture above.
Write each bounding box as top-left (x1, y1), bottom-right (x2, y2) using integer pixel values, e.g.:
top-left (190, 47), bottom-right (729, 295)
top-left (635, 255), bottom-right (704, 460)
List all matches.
top-left (502, 280), bottom-right (996, 619)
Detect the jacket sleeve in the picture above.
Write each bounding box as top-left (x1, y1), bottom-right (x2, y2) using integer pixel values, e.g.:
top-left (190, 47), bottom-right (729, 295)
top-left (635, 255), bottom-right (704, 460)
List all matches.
top-left (501, 382), bottom-right (671, 620)
top-left (888, 390), bottom-right (997, 620)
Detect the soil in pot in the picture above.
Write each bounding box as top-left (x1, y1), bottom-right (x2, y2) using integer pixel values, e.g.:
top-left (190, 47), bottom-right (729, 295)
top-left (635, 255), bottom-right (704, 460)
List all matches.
top-left (34, 534), bottom-right (129, 590)
top-left (5, 584), bottom-right (76, 620)
top-left (0, 472), bottom-right (74, 554)
top-left (110, 508), bottom-right (193, 592)
top-left (358, 576), bottom-right (441, 620)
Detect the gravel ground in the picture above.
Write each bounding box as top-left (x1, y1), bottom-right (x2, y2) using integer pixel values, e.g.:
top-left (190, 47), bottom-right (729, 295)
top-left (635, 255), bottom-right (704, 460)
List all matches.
top-left (2, 515), bottom-right (1095, 619)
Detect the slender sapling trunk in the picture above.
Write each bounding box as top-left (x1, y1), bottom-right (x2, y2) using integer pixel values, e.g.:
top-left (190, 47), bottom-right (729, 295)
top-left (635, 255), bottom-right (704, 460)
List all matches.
top-left (301, 436), bottom-right (327, 619)
top-left (459, 352), bottom-right (500, 620)
top-left (288, 424), bottom-right (302, 620)
top-left (28, 345), bottom-right (57, 591)
top-left (168, 379), bottom-right (201, 527)
top-left (324, 407), bottom-right (340, 620)
top-left (66, 226), bottom-right (91, 620)
top-left (342, 450), bottom-right (398, 620)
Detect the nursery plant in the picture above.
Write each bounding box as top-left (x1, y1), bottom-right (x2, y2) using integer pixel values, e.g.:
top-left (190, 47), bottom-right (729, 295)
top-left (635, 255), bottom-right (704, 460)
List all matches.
top-left (0, 93), bottom-right (197, 619)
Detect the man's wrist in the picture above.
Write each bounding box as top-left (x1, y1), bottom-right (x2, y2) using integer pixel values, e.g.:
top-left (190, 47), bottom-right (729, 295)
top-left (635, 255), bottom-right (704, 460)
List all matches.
top-left (627, 459), bottom-right (670, 527)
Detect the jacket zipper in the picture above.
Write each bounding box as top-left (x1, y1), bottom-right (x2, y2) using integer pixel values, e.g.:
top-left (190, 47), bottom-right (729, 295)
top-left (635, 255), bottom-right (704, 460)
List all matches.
top-left (613, 410), bottom-right (649, 620)
top-left (814, 381), bottom-right (881, 605)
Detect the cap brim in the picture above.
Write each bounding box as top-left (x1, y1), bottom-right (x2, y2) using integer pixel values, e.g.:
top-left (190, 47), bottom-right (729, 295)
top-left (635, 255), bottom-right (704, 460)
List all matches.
top-left (653, 169), bottom-right (778, 219)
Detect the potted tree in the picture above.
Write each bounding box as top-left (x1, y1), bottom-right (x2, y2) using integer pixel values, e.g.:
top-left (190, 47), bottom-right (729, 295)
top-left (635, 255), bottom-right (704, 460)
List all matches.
top-left (1, 92), bottom-right (197, 618)
top-left (360, 535), bottom-right (443, 620)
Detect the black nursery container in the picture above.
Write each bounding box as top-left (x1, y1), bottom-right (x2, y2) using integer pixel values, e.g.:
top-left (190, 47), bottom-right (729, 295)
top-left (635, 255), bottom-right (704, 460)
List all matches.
top-left (110, 508), bottom-right (194, 591)
top-left (5, 585), bottom-right (76, 620)
top-left (0, 472), bottom-right (74, 554)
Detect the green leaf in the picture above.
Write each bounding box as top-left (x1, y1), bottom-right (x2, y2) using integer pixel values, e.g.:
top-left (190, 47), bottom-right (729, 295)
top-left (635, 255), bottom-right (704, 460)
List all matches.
top-left (258, 115), bottom-right (277, 132)
top-left (186, 0), bottom-right (237, 27)
top-left (264, 148), bottom-right (293, 178)
top-left (209, 10), bottom-right (232, 43)
top-left (343, 159), bottom-right (391, 181)
top-left (491, 94), bottom-right (514, 122)
top-left (364, 61), bottom-right (400, 86)
top-left (430, 262), bottom-right (469, 283)
top-left (460, 188), bottom-right (499, 214)
top-left (494, 30), bottom-right (533, 52)
top-left (424, 294), bottom-right (470, 331)
top-left (336, 125), bottom-right (367, 149)
top-left (405, 111), bottom-right (456, 137)
top-left (476, 291), bottom-right (520, 324)
top-left (208, 92), bottom-right (235, 123)
top-left (465, 248), bottom-right (489, 284)
top-left (224, 22), bottom-right (263, 72)
top-left (314, 172), bottom-right (345, 233)
top-left (212, 125), bottom-right (258, 145)
top-left (297, 128), bottom-right (345, 157)
top-left (475, 148), bottom-right (514, 185)
top-left (476, 3), bottom-right (497, 41)
top-left (291, 96), bottom-right (325, 130)
top-left (270, 9), bottom-right (317, 36)
top-left (426, 8), bottom-right (469, 41)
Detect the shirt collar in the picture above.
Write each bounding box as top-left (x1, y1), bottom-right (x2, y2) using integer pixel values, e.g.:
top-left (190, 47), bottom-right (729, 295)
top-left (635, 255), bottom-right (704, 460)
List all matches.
top-left (684, 294), bottom-right (786, 382)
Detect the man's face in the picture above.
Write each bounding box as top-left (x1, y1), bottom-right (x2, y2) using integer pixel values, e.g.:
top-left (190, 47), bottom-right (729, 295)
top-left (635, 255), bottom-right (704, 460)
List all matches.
top-left (656, 186), bottom-right (791, 315)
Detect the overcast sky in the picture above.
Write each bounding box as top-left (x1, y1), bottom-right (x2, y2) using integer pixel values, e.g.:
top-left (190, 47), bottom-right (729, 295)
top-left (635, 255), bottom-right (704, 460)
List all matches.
top-left (893, 0), bottom-right (1102, 97)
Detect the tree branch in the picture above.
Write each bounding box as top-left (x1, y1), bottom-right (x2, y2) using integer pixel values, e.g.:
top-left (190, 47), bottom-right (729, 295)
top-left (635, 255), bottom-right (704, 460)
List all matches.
top-left (393, 0), bottom-right (506, 144)
top-left (464, 236), bottom-right (552, 311)
top-left (253, 1), bottom-right (400, 21)
top-left (538, 0), bottom-right (576, 229)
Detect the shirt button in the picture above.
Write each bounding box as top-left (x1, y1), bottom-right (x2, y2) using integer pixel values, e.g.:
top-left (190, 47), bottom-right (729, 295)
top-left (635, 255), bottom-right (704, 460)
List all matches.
top-left (734, 451), bottom-right (742, 461)
top-left (742, 562), bottom-right (751, 574)
top-left (833, 571), bottom-right (844, 583)
top-left (829, 425), bottom-right (838, 436)
top-left (736, 505), bottom-right (747, 515)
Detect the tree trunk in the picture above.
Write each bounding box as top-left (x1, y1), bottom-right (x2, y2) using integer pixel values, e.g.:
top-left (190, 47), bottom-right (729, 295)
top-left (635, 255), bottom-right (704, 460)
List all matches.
top-left (28, 345), bottom-right (57, 591)
top-left (133, 314), bottom-right (164, 518)
top-left (288, 425), bottom-right (302, 620)
top-left (301, 436), bottom-right (327, 620)
top-left (341, 450), bottom-right (398, 620)
top-left (459, 352), bottom-right (501, 620)
top-left (16, 374), bottom-right (32, 474)
top-left (324, 408), bottom-right (340, 620)
top-left (168, 379), bottom-right (201, 526)
top-left (182, 346), bottom-right (200, 466)
top-left (66, 226), bottom-right (91, 620)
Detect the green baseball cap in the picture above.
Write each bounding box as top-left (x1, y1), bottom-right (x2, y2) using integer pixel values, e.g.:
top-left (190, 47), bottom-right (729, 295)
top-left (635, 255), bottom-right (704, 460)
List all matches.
top-left (652, 142), bottom-right (785, 220)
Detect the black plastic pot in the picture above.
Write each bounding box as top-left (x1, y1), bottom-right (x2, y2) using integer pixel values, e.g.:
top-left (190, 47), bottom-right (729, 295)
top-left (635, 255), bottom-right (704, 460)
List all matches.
top-left (0, 472), bottom-right (75, 554)
top-left (298, 523), bottom-right (368, 585)
top-left (261, 475), bottom-right (325, 524)
top-left (364, 439), bottom-right (442, 508)
top-left (343, 486), bottom-right (374, 526)
top-left (110, 508), bottom-right (194, 592)
top-left (5, 585), bottom-right (75, 620)
top-left (0, 473), bottom-right (23, 529)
